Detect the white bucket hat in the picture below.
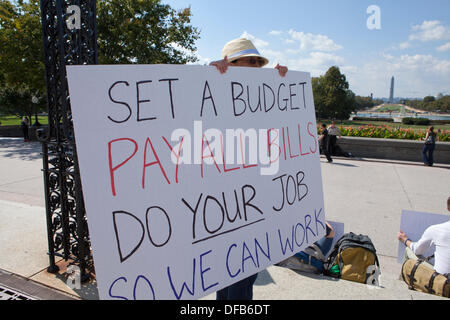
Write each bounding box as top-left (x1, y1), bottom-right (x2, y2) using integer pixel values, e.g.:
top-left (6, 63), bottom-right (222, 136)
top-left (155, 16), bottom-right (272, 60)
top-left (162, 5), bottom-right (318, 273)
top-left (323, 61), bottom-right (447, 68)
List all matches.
top-left (221, 38), bottom-right (269, 66)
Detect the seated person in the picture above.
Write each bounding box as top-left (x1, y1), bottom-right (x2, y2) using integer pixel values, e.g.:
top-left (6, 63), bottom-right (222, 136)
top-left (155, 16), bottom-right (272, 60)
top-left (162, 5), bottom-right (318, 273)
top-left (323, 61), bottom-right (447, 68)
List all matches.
top-left (397, 196), bottom-right (450, 275)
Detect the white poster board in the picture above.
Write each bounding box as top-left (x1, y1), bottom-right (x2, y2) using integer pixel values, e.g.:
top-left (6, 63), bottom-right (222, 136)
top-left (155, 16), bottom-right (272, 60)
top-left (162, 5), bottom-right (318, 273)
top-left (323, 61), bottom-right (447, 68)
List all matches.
top-left (397, 210), bottom-right (449, 263)
top-left (67, 64), bottom-right (326, 300)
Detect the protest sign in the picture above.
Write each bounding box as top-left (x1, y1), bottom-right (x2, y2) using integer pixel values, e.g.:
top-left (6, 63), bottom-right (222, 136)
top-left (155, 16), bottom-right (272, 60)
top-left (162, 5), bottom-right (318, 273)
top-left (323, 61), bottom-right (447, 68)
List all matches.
top-left (66, 64), bottom-right (326, 300)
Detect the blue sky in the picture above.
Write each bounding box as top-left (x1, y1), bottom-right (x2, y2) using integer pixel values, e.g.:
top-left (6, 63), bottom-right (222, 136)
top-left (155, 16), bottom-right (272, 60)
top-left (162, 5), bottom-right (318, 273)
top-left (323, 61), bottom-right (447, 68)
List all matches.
top-left (162, 0), bottom-right (450, 99)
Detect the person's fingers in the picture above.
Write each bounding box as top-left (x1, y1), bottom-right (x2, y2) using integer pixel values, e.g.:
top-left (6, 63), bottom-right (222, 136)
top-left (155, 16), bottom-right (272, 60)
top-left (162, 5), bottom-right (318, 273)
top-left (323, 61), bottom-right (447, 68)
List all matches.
top-left (275, 64), bottom-right (287, 77)
top-left (223, 62), bottom-right (229, 74)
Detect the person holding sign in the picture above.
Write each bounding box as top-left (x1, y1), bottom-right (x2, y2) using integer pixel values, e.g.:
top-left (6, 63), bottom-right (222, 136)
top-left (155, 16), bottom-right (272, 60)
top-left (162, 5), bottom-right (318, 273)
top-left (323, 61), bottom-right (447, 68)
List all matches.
top-left (210, 37), bottom-right (288, 300)
top-left (210, 37), bottom-right (288, 77)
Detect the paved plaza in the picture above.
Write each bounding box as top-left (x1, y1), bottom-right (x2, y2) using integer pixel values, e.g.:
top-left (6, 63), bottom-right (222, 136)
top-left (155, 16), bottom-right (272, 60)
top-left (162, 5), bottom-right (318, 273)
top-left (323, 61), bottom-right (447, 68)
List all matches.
top-left (0, 137), bottom-right (449, 300)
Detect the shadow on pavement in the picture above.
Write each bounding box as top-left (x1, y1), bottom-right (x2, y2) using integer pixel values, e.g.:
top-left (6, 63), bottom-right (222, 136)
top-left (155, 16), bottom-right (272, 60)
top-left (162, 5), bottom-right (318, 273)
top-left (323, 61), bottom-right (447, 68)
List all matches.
top-left (0, 138), bottom-right (42, 161)
top-left (330, 162), bottom-right (358, 167)
top-left (254, 268), bottom-right (275, 286)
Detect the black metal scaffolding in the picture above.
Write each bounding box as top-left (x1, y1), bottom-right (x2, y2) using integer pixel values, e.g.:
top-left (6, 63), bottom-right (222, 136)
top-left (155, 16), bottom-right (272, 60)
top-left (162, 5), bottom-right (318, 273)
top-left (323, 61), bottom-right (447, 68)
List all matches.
top-left (38, 0), bottom-right (97, 281)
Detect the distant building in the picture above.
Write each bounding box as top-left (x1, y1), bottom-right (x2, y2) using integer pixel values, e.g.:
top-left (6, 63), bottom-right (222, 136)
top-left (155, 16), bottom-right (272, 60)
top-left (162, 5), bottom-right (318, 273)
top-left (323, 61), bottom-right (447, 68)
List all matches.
top-left (388, 76), bottom-right (394, 103)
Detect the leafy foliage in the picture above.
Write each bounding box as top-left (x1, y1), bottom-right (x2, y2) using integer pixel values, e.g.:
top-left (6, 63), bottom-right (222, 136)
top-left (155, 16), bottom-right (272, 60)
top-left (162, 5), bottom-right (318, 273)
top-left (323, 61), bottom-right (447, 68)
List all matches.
top-left (312, 66), bottom-right (356, 120)
top-left (0, 0), bottom-right (45, 93)
top-left (97, 0), bottom-right (200, 64)
top-left (405, 95), bottom-right (450, 113)
top-left (0, 0), bottom-right (200, 118)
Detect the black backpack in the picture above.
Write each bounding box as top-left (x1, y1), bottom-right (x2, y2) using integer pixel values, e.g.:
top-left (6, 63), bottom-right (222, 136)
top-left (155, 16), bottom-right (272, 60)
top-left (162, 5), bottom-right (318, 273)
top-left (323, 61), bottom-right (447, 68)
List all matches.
top-left (324, 232), bottom-right (380, 284)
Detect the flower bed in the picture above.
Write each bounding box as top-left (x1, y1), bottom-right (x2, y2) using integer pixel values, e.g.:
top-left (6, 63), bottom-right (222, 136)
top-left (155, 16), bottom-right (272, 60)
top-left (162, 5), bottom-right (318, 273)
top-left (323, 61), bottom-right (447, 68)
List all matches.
top-left (318, 124), bottom-right (449, 142)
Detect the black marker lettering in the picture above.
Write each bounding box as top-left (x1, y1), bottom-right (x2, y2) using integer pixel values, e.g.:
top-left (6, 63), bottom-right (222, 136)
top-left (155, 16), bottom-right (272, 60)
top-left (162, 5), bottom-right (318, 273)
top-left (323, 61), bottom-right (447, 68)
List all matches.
top-left (263, 83), bottom-right (275, 112)
top-left (136, 80), bottom-right (156, 122)
top-left (200, 81), bottom-right (218, 117)
top-left (159, 78), bottom-right (179, 119)
top-left (108, 81), bottom-right (132, 123)
top-left (231, 82), bottom-right (246, 116)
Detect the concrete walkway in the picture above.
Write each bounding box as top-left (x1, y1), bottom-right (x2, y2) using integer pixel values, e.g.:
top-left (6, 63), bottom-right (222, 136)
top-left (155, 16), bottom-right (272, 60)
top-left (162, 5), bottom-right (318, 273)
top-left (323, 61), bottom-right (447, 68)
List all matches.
top-left (0, 137), bottom-right (449, 300)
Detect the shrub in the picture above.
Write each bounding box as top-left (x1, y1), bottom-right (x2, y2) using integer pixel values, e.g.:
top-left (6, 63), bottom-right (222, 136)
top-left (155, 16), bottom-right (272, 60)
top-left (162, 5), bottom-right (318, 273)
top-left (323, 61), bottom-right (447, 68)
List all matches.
top-left (430, 119), bottom-right (450, 125)
top-left (413, 118), bottom-right (430, 125)
top-left (402, 117), bottom-right (415, 125)
top-left (317, 124), bottom-right (449, 142)
top-left (402, 117), bottom-right (430, 125)
top-left (352, 117), bottom-right (394, 122)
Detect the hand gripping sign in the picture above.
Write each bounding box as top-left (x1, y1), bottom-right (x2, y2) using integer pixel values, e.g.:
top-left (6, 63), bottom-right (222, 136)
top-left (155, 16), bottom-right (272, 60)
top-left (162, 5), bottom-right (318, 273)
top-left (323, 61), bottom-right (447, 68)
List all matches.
top-left (67, 64), bottom-right (326, 300)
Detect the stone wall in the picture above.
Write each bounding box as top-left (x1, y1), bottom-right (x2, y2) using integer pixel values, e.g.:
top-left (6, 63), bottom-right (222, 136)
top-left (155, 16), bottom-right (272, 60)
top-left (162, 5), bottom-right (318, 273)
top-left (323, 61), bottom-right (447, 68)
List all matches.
top-left (337, 137), bottom-right (450, 164)
top-left (0, 125), bottom-right (41, 141)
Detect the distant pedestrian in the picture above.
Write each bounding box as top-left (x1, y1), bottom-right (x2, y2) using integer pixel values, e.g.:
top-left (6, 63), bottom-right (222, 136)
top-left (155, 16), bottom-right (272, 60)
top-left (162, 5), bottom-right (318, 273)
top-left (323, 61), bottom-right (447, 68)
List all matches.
top-left (422, 126), bottom-right (437, 166)
top-left (327, 121), bottom-right (351, 157)
top-left (327, 121), bottom-right (341, 154)
top-left (21, 117), bottom-right (30, 142)
top-left (318, 123), bottom-right (332, 163)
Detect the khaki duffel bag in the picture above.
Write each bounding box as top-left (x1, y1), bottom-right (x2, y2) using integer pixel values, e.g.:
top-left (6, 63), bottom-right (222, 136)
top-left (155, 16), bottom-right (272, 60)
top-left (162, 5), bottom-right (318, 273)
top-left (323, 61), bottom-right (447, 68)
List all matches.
top-left (401, 258), bottom-right (450, 298)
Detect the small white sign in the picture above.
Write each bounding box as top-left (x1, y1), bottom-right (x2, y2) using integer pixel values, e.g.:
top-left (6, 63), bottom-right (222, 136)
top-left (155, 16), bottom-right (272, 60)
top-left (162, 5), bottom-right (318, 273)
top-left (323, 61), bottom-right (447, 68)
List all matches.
top-left (397, 210), bottom-right (449, 263)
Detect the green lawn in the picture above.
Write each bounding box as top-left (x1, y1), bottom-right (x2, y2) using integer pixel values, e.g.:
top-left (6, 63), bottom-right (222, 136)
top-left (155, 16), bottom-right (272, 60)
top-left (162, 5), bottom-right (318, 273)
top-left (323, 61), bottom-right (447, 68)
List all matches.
top-left (376, 105), bottom-right (417, 114)
top-left (0, 115), bottom-right (48, 126)
top-left (376, 105), bottom-right (404, 112)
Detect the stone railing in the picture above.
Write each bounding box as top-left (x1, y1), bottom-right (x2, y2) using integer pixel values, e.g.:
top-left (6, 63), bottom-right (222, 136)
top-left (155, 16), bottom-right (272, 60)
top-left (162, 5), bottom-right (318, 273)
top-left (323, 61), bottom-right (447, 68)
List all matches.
top-left (0, 125), bottom-right (42, 141)
top-left (336, 137), bottom-right (450, 164)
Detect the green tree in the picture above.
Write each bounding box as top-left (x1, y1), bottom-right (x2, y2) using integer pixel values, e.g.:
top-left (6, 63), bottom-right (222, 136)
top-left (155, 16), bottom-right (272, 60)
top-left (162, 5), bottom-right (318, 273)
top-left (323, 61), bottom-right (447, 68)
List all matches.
top-left (428, 96), bottom-right (450, 113)
top-left (0, 0), bottom-right (45, 119)
top-left (312, 76), bottom-right (326, 119)
top-left (0, 86), bottom-right (41, 121)
top-left (0, 0), bottom-right (200, 118)
top-left (312, 66), bottom-right (354, 120)
top-left (354, 95), bottom-right (375, 110)
top-left (97, 0), bottom-right (200, 64)
top-left (423, 96), bottom-right (435, 103)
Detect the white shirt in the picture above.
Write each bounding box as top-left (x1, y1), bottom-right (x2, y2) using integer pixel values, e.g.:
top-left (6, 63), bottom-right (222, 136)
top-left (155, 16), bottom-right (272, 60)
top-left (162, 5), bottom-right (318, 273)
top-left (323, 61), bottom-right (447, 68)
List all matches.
top-left (410, 220), bottom-right (450, 274)
top-left (327, 126), bottom-right (341, 136)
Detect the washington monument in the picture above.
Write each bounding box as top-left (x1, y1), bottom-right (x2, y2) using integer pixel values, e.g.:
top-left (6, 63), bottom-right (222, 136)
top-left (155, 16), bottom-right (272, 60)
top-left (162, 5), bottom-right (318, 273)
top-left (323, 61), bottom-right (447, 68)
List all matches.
top-left (389, 76), bottom-right (394, 103)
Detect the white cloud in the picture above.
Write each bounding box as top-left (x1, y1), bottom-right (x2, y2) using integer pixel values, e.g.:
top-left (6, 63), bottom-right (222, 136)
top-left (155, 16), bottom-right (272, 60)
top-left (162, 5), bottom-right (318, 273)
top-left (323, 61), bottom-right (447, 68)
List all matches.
top-left (287, 29), bottom-right (343, 52)
top-left (382, 53), bottom-right (395, 60)
top-left (191, 54), bottom-right (212, 66)
top-left (437, 42), bottom-right (450, 52)
top-left (240, 31), bottom-right (269, 48)
top-left (307, 51), bottom-right (344, 65)
top-left (283, 38), bottom-right (295, 44)
top-left (396, 54), bottom-right (450, 74)
top-left (169, 42), bottom-right (212, 65)
top-left (270, 51), bottom-right (345, 76)
top-left (269, 30), bottom-right (283, 36)
top-left (398, 42), bottom-right (411, 50)
top-left (409, 20), bottom-right (450, 42)
top-left (340, 65), bottom-right (359, 74)
top-left (345, 53), bottom-right (450, 97)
